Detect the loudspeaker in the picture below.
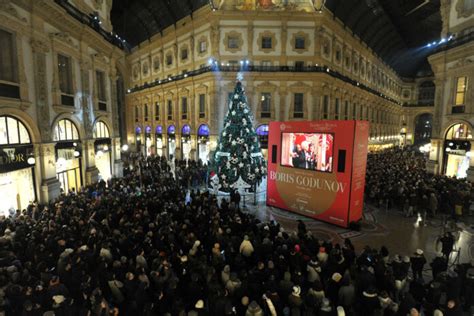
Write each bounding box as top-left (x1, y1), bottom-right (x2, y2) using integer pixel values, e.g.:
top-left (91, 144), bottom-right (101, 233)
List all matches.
top-left (271, 145), bottom-right (277, 163)
top-left (337, 150), bottom-right (346, 173)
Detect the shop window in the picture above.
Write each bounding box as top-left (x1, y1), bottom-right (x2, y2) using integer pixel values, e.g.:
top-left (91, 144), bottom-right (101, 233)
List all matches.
top-left (293, 93), bottom-right (304, 118)
top-left (155, 102), bottom-right (160, 121)
top-left (93, 121), bottom-right (110, 139)
top-left (181, 97), bottom-right (188, 119)
top-left (58, 54), bottom-right (73, 97)
top-left (54, 119), bottom-right (79, 141)
top-left (262, 36), bottom-right (272, 49)
top-left (256, 124), bottom-right (269, 149)
top-left (295, 36), bottom-right (305, 49)
top-left (335, 98), bottom-right (340, 120)
top-left (167, 100), bottom-right (173, 120)
top-left (323, 95), bottom-right (329, 119)
top-left (0, 116), bottom-right (31, 145)
top-left (0, 29), bottom-right (17, 83)
top-left (260, 92), bottom-right (271, 118)
top-left (228, 36), bottom-right (239, 49)
top-left (199, 94), bottom-right (206, 118)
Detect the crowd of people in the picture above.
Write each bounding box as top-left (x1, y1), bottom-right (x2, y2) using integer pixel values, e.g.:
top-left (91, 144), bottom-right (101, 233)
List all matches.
top-left (365, 148), bottom-right (473, 219)
top-left (0, 154), bottom-right (473, 315)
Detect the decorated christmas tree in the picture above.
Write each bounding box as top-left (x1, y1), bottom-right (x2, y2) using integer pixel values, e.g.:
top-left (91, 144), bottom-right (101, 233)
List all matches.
top-left (211, 80), bottom-right (266, 192)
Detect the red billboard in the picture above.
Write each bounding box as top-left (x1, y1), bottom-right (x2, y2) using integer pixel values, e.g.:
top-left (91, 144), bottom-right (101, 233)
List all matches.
top-left (266, 120), bottom-right (369, 228)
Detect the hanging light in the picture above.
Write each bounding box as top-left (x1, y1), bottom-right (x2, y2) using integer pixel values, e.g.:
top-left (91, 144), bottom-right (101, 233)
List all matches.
top-left (27, 156), bottom-right (36, 165)
top-left (74, 150), bottom-right (80, 157)
top-left (314, 0), bottom-right (326, 12)
top-left (122, 144), bottom-right (129, 151)
top-left (103, 145), bottom-right (109, 151)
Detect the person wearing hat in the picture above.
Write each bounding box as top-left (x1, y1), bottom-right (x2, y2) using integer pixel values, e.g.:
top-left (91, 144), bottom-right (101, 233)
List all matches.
top-left (410, 249), bottom-right (427, 280)
top-left (288, 285), bottom-right (303, 309)
top-left (245, 300), bottom-right (263, 316)
top-left (239, 235), bottom-right (254, 258)
top-left (319, 298), bottom-right (333, 316)
top-left (430, 253), bottom-right (448, 279)
top-left (359, 286), bottom-right (379, 316)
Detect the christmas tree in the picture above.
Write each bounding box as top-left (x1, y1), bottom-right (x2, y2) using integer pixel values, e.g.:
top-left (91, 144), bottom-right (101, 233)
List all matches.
top-left (212, 80), bottom-right (266, 192)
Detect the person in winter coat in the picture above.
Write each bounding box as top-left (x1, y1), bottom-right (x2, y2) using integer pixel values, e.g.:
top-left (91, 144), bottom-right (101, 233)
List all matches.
top-left (359, 287), bottom-right (379, 316)
top-left (240, 235), bottom-right (255, 258)
top-left (430, 254), bottom-right (448, 279)
top-left (429, 193), bottom-right (438, 216)
top-left (246, 300), bottom-right (264, 316)
top-left (288, 286), bottom-right (303, 309)
top-left (338, 278), bottom-right (355, 312)
top-left (410, 249), bottom-right (427, 280)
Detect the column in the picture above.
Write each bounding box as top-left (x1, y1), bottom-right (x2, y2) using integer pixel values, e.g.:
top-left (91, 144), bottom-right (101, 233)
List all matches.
top-left (466, 141), bottom-right (474, 182)
top-left (38, 143), bottom-right (61, 202)
top-left (278, 88), bottom-right (288, 121)
top-left (427, 138), bottom-right (443, 175)
top-left (84, 139), bottom-right (99, 184)
top-left (110, 71), bottom-right (123, 177)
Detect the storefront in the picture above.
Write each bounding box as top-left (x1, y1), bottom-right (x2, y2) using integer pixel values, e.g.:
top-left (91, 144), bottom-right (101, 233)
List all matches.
top-left (0, 116), bottom-right (36, 216)
top-left (256, 124), bottom-right (269, 159)
top-left (167, 125), bottom-right (176, 159)
top-left (145, 126), bottom-right (153, 156)
top-left (135, 127), bottom-right (142, 154)
top-left (197, 124), bottom-right (210, 164)
top-left (54, 119), bottom-right (82, 194)
top-left (93, 121), bottom-right (112, 181)
top-left (155, 125), bottom-right (163, 157)
top-left (443, 123), bottom-right (472, 179)
top-left (181, 124), bottom-right (192, 161)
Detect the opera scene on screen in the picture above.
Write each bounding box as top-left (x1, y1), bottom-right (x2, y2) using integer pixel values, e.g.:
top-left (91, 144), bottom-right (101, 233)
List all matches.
top-left (2, 0), bottom-right (474, 315)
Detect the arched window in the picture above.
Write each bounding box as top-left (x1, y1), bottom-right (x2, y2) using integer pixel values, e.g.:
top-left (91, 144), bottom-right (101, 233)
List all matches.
top-left (256, 124), bottom-right (269, 149)
top-left (93, 121), bottom-right (110, 139)
top-left (0, 116), bottom-right (31, 145)
top-left (54, 119), bottom-right (79, 141)
top-left (445, 123), bottom-right (473, 140)
top-left (414, 113), bottom-right (433, 145)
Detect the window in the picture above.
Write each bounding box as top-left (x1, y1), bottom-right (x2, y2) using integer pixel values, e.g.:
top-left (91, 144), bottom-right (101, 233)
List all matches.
top-left (352, 103), bottom-right (357, 119)
top-left (293, 93), bottom-right (304, 118)
top-left (155, 102), bottom-right (160, 120)
top-left (135, 105), bottom-right (140, 122)
top-left (181, 97), bottom-right (188, 119)
top-left (335, 98), bottom-right (340, 120)
top-left (295, 61), bottom-right (304, 70)
top-left (335, 49), bottom-right (341, 62)
top-left (464, 0), bottom-right (474, 10)
top-left (166, 54), bottom-right (173, 66)
top-left (54, 119), bottom-right (79, 141)
top-left (199, 40), bottom-right (207, 53)
top-left (0, 116), bottom-right (31, 145)
top-left (93, 121), bottom-right (110, 139)
top-left (96, 70), bottom-right (106, 102)
top-left (344, 101), bottom-right (349, 120)
top-left (323, 41), bottom-right (330, 56)
top-left (181, 49), bottom-right (188, 61)
top-left (58, 54), bottom-right (73, 94)
top-left (167, 100), bottom-right (173, 120)
top-left (262, 36), bottom-right (272, 49)
top-left (228, 36), bottom-right (239, 49)
top-left (260, 92), bottom-right (271, 118)
top-left (323, 95), bottom-right (329, 119)
top-left (153, 58), bottom-right (160, 72)
top-left (295, 36), bottom-right (305, 49)
top-left (199, 94), bottom-right (206, 118)
top-left (144, 104), bottom-right (149, 121)
top-left (345, 56), bottom-right (350, 68)
top-left (0, 29), bottom-right (17, 83)
top-left (455, 76), bottom-right (468, 105)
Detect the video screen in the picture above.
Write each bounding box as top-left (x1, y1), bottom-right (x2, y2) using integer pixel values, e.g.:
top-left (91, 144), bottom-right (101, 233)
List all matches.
top-left (281, 132), bottom-right (334, 172)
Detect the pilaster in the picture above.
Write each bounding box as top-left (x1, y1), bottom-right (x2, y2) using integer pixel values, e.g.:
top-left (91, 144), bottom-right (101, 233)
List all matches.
top-left (38, 143), bottom-right (61, 202)
top-left (84, 139), bottom-right (99, 184)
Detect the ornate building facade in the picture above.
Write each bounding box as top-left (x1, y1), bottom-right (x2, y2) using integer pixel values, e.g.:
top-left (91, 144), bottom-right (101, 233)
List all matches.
top-left (0, 0), bottom-right (126, 213)
top-left (427, 0), bottom-right (474, 180)
top-left (125, 1), bottom-right (437, 162)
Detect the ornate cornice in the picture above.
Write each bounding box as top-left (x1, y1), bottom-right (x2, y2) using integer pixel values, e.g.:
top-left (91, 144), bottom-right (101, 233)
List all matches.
top-left (30, 39), bottom-right (50, 53)
top-left (0, 0), bottom-right (27, 23)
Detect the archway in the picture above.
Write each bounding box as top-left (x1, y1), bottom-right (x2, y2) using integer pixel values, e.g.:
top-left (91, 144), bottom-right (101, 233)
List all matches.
top-left (54, 118), bottom-right (82, 194)
top-left (197, 124), bottom-right (210, 164)
top-left (181, 124), bottom-right (192, 161)
top-left (155, 125), bottom-right (163, 157)
top-left (93, 120), bottom-right (112, 181)
top-left (167, 125), bottom-right (176, 160)
top-left (414, 113), bottom-right (433, 145)
top-left (0, 115), bottom-right (36, 215)
top-left (443, 122), bottom-right (472, 178)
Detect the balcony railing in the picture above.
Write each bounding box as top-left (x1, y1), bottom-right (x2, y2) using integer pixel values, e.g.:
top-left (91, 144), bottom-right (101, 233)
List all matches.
top-left (451, 105), bottom-right (465, 114)
top-left (128, 65), bottom-right (402, 106)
